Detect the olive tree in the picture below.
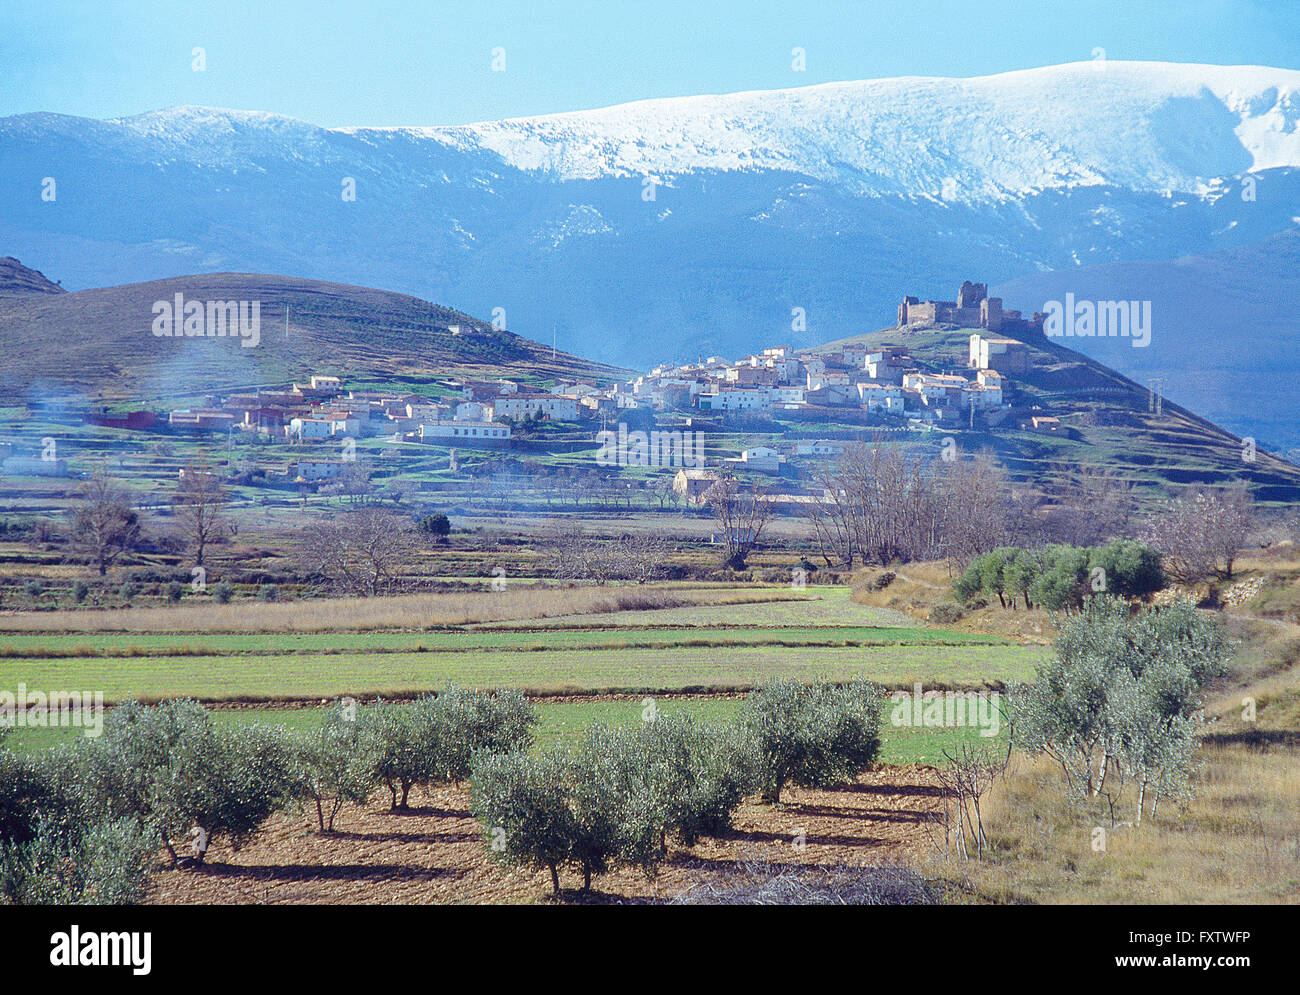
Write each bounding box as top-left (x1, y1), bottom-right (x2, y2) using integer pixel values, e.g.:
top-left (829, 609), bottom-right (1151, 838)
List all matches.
top-left (73, 700), bottom-right (296, 867)
top-left (638, 715), bottom-right (753, 847)
top-left (1006, 597), bottom-right (1228, 823)
top-left (739, 679), bottom-right (883, 804)
top-left (428, 686), bottom-right (536, 784)
top-left (470, 748), bottom-right (576, 895)
top-left (360, 697), bottom-right (440, 810)
top-left (292, 703), bottom-right (377, 832)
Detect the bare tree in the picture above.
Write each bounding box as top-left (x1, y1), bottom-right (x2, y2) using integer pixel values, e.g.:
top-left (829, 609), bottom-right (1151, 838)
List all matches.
top-left (934, 740), bottom-right (1009, 860)
top-left (339, 461), bottom-right (375, 505)
top-left (552, 531), bottom-right (671, 584)
top-left (935, 452), bottom-right (1013, 567)
top-left (69, 467), bottom-right (141, 576)
top-left (1143, 485), bottom-right (1254, 582)
top-left (1042, 463), bottom-right (1135, 545)
top-left (174, 461), bottom-right (225, 567)
top-left (708, 474), bottom-right (772, 569)
top-left (300, 507), bottom-right (418, 596)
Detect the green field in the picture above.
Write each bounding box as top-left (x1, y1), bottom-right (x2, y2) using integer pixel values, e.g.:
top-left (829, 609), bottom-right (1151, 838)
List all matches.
top-left (0, 624), bottom-right (1008, 658)
top-left (0, 642), bottom-right (1042, 702)
top-left (3, 695), bottom-right (1007, 767)
top-left (0, 586), bottom-right (1033, 767)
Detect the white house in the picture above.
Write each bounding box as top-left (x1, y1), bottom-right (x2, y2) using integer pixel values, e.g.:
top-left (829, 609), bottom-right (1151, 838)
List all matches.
top-left (288, 417), bottom-right (335, 441)
top-left (293, 460), bottom-right (346, 482)
top-left (733, 446), bottom-right (781, 473)
top-left (418, 420), bottom-right (512, 443)
top-left (793, 440), bottom-right (846, 458)
top-left (454, 401), bottom-right (489, 422)
top-left (492, 393), bottom-right (579, 421)
top-left (856, 383), bottom-right (905, 413)
top-left (697, 388), bottom-right (770, 411)
top-left (406, 402), bottom-right (448, 422)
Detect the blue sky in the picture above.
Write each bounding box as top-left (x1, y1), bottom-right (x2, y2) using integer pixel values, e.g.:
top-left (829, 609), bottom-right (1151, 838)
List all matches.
top-left (2, 0), bottom-right (1297, 126)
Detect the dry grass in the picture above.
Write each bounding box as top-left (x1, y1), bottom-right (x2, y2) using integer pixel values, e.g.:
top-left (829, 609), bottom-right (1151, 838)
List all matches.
top-left (0, 585), bottom-right (804, 634)
top-left (931, 748), bottom-right (1300, 904)
top-left (851, 562), bottom-right (1058, 644)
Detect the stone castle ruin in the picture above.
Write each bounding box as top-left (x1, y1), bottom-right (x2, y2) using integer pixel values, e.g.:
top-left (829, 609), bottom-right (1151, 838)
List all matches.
top-left (898, 281), bottom-right (1044, 336)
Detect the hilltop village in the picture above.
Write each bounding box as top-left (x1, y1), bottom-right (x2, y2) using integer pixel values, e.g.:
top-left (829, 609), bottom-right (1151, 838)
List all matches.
top-left (2, 283), bottom-right (1065, 493)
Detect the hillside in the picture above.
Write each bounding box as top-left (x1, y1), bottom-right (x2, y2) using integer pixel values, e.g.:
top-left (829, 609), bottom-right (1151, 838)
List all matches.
top-left (0, 269), bottom-right (624, 403)
top-left (0, 256), bottom-right (64, 297)
top-left (815, 324), bottom-right (1300, 503)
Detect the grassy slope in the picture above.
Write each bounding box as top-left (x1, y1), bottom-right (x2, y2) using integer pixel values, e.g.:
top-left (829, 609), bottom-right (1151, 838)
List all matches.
top-left (0, 271), bottom-right (628, 403)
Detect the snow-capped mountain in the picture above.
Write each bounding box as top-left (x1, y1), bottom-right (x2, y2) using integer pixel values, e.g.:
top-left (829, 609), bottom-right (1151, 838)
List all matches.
top-left (420, 61), bottom-right (1300, 195)
top-left (2, 61), bottom-right (1299, 443)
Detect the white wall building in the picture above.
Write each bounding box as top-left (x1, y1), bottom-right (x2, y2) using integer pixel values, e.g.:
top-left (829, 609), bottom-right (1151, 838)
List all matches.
top-left (418, 420), bottom-right (511, 443)
top-left (492, 394), bottom-right (579, 421)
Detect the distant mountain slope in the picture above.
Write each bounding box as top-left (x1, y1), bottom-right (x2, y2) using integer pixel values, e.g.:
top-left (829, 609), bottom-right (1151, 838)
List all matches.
top-left (0, 256), bottom-right (64, 297)
top-left (3, 61), bottom-right (1300, 373)
top-left (0, 270), bottom-right (622, 403)
top-left (816, 324), bottom-right (1300, 503)
top-left (992, 229), bottom-right (1300, 455)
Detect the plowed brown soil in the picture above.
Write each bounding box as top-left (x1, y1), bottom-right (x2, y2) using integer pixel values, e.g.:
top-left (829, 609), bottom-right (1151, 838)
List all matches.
top-left (147, 765), bottom-right (945, 905)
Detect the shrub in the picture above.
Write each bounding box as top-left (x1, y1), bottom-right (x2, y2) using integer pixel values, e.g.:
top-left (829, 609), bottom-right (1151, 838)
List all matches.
top-left (739, 679), bottom-right (882, 803)
top-left (929, 602), bottom-right (964, 624)
top-left (71, 581), bottom-right (89, 604)
top-left (418, 513), bottom-right (451, 540)
top-left (1, 741), bottom-right (153, 904)
top-left (213, 581), bottom-right (235, 604)
top-left (1088, 539), bottom-right (1164, 599)
top-left (673, 862), bottom-right (940, 906)
top-left (23, 581), bottom-right (42, 601)
top-left (957, 542), bottom-right (1165, 611)
top-left (868, 571), bottom-right (896, 591)
top-left (165, 581), bottom-right (185, 603)
top-left (1, 813), bottom-right (154, 905)
top-left (258, 584), bottom-right (279, 602)
top-left (118, 581), bottom-right (138, 603)
top-left (1030, 545), bottom-right (1091, 611)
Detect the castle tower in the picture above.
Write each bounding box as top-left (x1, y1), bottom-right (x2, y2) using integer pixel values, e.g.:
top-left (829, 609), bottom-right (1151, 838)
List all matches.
top-left (957, 281), bottom-right (987, 310)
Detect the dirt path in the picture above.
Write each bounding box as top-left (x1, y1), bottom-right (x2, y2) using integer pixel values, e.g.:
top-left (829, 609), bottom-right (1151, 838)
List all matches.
top-left (146, 765), bottom-right (946, 905)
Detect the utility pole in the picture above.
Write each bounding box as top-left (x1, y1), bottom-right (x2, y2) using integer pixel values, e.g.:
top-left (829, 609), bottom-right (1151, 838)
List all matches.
top-left (1147, 377), bottom-right (1165, 416)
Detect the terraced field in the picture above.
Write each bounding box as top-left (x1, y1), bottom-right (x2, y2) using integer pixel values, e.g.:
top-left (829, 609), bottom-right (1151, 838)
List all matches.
top-left (0, 584), bottom-right (1037, 764)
